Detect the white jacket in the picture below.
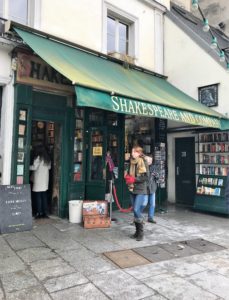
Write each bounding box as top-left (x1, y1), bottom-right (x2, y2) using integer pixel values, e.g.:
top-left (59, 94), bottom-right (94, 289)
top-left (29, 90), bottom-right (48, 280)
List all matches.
top-left (30, 156), bottom-right (51, 192)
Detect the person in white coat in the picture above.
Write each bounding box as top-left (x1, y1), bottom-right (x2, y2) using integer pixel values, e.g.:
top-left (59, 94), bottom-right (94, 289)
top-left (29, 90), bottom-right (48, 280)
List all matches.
top-left (30, 146), bottom-right (51, 218)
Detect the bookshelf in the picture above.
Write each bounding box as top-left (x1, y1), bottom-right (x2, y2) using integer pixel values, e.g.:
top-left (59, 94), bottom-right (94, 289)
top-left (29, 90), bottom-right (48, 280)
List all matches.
top-left (194, 131), bottom-right (229, 214)
top-left (73, 109), bottom-right (84, 182)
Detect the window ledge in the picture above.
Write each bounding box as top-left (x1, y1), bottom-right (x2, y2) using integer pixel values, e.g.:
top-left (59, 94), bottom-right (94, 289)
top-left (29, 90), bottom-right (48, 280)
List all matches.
top-left (108, 52), bottom-right (136, 64)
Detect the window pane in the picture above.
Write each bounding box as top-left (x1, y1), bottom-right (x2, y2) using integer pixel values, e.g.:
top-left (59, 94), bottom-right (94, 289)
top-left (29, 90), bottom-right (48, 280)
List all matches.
top-left (119, 22), bottom-right (128, 54)
top-left (107, 17), bottom-right (116, 53)
top-left (9, 0), bottom-right (28, 24)
top-left (90, 129), bottom-right (103, 180)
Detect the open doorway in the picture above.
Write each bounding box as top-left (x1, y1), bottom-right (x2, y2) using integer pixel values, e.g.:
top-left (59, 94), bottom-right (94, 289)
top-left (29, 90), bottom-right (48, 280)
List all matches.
top-left (30, 120), bottom-right (62, 216)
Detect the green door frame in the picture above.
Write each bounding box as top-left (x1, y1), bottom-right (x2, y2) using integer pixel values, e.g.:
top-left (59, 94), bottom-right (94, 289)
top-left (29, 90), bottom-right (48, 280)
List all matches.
top-left (11, 84), bottom-right (73, 218)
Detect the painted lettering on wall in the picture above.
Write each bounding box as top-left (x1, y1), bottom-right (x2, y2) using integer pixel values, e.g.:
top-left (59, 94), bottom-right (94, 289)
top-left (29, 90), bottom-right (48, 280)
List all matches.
top-left (16, 53), bottom-right (73, 93)
top-left (111, 96), bottom-right (220, 128)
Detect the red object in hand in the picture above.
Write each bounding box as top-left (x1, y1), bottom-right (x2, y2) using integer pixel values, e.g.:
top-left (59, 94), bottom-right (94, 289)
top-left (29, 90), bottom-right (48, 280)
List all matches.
top-left (125, 174), bottom-right (136, 184)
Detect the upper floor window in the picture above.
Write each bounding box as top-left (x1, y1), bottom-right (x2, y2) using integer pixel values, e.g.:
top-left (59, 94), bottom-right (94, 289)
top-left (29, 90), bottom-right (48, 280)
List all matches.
top-left (0, 0), bottom-right (28, 25)
top-left (107, 16), bottom-right (129, 55)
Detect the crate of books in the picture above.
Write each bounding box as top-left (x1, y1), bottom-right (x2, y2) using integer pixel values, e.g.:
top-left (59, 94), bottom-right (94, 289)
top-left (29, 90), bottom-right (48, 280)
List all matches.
top-left (82, 201), bottom-right (110, 229)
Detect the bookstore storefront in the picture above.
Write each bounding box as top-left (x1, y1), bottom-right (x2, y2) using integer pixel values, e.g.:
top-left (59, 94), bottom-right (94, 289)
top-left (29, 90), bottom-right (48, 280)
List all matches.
top-left (11, 26), bottom-right (229, 218)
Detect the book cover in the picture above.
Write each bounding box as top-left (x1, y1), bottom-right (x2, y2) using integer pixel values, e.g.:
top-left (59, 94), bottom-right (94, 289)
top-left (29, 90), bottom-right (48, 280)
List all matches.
top-left (218, 179), bottom-right (224, 186)
top-left (214, 188), bottom-right (221, 196)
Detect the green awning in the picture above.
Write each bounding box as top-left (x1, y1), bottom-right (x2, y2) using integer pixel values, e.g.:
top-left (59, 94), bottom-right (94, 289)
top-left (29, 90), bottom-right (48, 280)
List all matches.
top-left (15, 27), bottom-right (229, 130)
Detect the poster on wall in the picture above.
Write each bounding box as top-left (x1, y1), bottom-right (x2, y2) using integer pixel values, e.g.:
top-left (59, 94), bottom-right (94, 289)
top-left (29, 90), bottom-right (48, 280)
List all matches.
top-left (93, 147), bottom-right (103, 156)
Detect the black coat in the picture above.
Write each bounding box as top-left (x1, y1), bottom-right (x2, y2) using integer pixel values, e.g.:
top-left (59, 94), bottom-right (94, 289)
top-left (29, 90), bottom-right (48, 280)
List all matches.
top-left (148, 164), bottom-right (159, 194)
top-left (131, 159), bottom-right (149, 195)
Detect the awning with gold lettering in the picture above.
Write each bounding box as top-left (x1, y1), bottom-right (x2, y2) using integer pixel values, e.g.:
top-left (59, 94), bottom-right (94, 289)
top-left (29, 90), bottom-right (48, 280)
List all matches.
top-left (14, 27), bottom-right (229, 130)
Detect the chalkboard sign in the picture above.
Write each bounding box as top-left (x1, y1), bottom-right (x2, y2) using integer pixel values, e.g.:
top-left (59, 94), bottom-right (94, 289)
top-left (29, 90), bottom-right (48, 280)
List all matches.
top-left (0, 184), bottom-right (32, 234)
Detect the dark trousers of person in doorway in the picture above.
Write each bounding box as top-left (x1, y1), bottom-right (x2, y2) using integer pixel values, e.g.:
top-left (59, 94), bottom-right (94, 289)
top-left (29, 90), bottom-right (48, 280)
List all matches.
top-left (35, 191), bottom-right (48, 218)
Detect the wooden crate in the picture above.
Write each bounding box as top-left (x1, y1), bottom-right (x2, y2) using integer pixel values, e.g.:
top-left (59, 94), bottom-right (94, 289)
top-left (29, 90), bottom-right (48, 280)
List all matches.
top-left (83, 200), bottom-right (108, 216)
top-left (84, 215), bottom-right (111, 229)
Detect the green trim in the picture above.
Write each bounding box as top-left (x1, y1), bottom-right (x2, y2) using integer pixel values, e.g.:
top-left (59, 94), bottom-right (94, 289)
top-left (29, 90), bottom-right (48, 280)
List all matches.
top-left (14, 27), bottom-right (229, 129)
top-left (76, 86), bottom-right (228, 130)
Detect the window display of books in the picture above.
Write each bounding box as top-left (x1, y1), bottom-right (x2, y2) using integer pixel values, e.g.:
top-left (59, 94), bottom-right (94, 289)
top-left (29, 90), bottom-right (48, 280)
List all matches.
top-left (195, 131), bottom-right (229, 214)
top-left (196, 175), bottom-right (225, 197)
top-left (73, 108), bottom-right (84, 182)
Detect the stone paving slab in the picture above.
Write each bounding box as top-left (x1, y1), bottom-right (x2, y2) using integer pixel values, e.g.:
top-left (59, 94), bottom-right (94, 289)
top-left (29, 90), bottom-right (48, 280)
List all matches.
top-left (67, 255), bottom-right (117, 277)
top-left (55, 246), bottom-right (97, 264)
top-left (125, 262), bottom-right (167, 280)
top-left (51, 282), bottom-right (109, 300)
top-left (44, 272), bottom-right (89, 293)
top-left (157, 260), bottom-right (207, 278)
top-left (198, 257), bottom-right (229, 278)
top-left (189, 270), bottom-right (229, 299)
top-left (17, 247), bottom-right (58, 263)
top-left (89, 269), bottom-right (155, 300)
top-left (0, 256), bottom-right (26, 275)
top-left (0, 237), bottom-right (15, 258)
top-left (142, 294), bottom-right (168, 300)
top-left (0, 269), bottom-right (38, 293)
top-left (4, 232), bottom-right (44, 251)
top-left (81, 237), bottom-right (123, 253)
top-left (142, 272), bottom-right (219, 300)
top-left (0, 288), bottom-right (4, 300)
top-left (5, 285), bottom-right (51, 300)
top-left (30, 258), bottom-right (76, 281)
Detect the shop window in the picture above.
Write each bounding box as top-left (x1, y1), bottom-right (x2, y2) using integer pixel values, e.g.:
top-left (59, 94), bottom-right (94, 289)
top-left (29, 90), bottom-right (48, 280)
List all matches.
top-left (88, 109), bottom-right (104, 126)
top-left (90, 128), bottom-right (104, 181)
top-left (107, 16), bottom-right (129, 55)
top-left (73, 108), bottom-right (84, 182)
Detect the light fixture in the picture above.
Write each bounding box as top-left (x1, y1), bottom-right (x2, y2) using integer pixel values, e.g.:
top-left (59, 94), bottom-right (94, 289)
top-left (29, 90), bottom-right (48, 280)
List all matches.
top-left (192, 0), bottom-right (199, 11)
top-left (202, 19), bottom-right (210, 32)
top-left (210, 37), bottom-right (218, 49)
top-left (219, 51), bottom-right (225, 62)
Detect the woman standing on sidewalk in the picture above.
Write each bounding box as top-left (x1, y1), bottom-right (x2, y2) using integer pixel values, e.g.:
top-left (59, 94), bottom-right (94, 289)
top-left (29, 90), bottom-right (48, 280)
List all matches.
top-left (125, 146), bottom-right (149, 241)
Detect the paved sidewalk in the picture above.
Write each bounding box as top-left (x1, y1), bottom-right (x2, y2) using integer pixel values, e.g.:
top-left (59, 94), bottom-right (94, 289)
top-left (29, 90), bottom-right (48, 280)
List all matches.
top-left (1, 207), bottom-right (229, 300)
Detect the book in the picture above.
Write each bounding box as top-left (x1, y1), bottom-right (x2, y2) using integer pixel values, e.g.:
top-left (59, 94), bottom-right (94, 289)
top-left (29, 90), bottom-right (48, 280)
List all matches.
top-left (214, 188), bottom-right (221, 196)
top-left (218, 179), bottom-right (224, 186)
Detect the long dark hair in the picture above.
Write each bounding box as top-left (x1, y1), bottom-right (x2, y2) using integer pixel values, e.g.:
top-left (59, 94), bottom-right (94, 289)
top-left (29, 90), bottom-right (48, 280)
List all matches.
top-left (33, 145), bottom-right (51, 165)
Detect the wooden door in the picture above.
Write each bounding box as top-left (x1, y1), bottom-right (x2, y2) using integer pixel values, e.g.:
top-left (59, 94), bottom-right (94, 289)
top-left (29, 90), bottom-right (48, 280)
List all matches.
top-left (175, 137), bottom-right (196, 206)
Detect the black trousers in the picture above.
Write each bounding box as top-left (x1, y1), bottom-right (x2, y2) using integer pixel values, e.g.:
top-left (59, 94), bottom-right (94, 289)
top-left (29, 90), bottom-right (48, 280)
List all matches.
top-left (35, 191), bottom-right (48, 215)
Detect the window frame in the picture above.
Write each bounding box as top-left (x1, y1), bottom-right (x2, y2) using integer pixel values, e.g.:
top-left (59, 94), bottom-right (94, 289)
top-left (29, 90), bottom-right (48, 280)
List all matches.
top-left (107, 15), bottom-right (129, 55)
top-left (0, 0), bottom-right (41, 27)
top-left (102, 3), bottom-right (139, 59)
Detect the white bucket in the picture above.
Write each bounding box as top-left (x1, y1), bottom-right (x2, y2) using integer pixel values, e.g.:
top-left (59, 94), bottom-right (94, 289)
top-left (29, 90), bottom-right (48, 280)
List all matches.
top-left (69, 200), bottom-right (83, 223)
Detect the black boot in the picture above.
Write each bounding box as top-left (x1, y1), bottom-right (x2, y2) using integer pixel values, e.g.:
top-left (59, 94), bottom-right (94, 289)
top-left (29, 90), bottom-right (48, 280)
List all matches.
top-left (131, 222), bottom-right (139, 239)
top-left (136, 222), bottom-right (144, 241)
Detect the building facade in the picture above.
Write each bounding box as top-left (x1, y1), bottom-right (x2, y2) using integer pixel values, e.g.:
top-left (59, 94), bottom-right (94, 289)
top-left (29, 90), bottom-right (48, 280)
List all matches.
top-left (164, 2), bottom-right (229, 214)
top-left (0, 0), bottom-right (228, 218)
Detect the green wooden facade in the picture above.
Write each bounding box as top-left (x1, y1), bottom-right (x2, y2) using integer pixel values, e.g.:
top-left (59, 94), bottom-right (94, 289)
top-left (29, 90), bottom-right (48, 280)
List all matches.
top-left (12, 84), bottom-right (138, 217)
